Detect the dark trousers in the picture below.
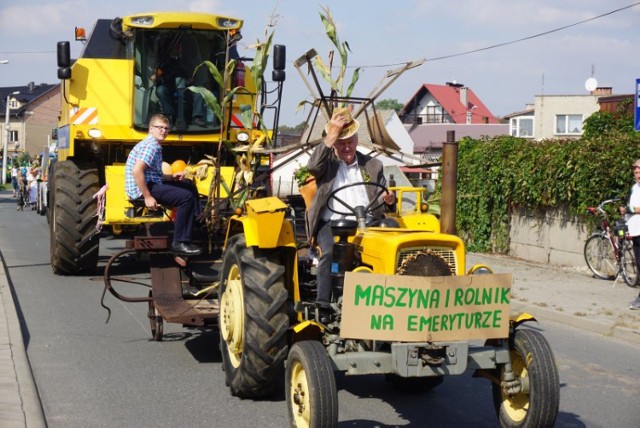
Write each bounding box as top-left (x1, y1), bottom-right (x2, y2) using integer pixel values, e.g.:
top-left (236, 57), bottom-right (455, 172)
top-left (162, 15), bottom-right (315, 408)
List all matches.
top-left (633, 236), bottom-right (640, 288)
top-left (315, 219), bottom-right (334, 307)
top-left (148, 180), bottom-right (200, 243)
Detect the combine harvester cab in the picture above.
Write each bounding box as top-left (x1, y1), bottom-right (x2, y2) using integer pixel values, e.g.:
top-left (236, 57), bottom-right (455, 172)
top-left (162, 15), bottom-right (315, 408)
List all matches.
top-left (52, 12), bottom-right (285, 275)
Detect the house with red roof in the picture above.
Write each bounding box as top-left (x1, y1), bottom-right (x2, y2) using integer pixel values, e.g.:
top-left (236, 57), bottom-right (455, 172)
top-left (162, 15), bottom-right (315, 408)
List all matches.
top-left (398, 82), bottom-right (508, 157)
top-left (399, 82), bottom-right (500, 125)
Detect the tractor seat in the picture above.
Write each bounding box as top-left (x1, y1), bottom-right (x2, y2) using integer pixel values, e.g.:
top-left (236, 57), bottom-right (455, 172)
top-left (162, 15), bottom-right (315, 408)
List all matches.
top-left (126, 198), bottom-right (165, 218)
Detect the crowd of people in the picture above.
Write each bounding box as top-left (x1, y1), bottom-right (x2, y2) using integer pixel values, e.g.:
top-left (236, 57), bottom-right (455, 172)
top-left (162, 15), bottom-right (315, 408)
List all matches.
top-left (10, 160), bottom-right (40, 211)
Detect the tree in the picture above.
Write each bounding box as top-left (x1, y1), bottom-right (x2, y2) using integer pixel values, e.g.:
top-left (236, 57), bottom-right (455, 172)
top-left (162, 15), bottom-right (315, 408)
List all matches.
top-left (376, 98), bottom-right (404, 113)
top-left (279, 122), bottom-right (307, 134)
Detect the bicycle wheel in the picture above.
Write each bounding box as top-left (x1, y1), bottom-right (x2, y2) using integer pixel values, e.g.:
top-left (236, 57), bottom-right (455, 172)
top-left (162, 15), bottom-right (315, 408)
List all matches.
top-left (584, 234), bottom-right (616, 279)
top-left (621, 239), bottom-right (638, 287)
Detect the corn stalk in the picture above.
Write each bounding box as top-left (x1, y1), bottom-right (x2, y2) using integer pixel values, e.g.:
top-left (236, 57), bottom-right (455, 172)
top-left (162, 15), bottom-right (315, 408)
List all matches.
top-left (313, 5), bottom-right (361, 104)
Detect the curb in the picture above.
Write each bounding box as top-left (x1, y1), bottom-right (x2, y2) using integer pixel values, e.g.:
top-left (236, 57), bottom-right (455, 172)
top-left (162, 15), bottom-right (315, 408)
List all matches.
top-left (512, 301), bottom-right (640, 345)
top-left (0, 251), bottom-right (47, 428)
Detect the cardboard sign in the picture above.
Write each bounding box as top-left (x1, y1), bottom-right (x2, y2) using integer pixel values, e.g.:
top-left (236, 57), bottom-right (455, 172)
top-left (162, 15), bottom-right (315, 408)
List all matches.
top-left (340, 272), bottom-right (512, 342)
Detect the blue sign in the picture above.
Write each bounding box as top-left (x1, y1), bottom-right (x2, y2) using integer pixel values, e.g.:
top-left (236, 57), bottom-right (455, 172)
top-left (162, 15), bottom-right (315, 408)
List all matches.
top-left (636, 78), bottom-right (640, 132)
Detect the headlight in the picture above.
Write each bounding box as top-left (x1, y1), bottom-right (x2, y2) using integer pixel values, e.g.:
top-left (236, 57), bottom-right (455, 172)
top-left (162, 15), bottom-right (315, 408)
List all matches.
top-left (217, 18), bottom-right (240, 29)
top-left (237, 132), bottom-right (250, 142)
top-left (130, 16), bottom-right (154, 26)
top-left (467, 264), bottom-right (493, 275)
top-left (88, 128), bottom-right (102, 139)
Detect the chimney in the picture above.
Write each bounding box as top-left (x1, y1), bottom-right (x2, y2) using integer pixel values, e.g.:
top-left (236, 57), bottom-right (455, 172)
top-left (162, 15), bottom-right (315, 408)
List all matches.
top-left (592, 87), bottom-right (612, 96)
top-left (27, 81), bottom-right (35, 92)
top-left (460, 87), bottom-right (468, 109)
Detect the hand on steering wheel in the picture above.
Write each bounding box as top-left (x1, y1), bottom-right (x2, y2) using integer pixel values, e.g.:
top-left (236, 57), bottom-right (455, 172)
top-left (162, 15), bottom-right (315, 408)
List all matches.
top-left (326, 182), bottom-right (388, 220)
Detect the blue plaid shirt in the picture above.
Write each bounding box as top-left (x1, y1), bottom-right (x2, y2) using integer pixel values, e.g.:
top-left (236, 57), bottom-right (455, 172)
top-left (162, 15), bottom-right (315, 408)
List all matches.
top-left (125, 134), bottom-right (163, 199)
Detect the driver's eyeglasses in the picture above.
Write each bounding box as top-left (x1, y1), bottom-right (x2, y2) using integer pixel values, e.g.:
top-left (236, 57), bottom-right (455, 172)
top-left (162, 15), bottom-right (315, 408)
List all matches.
top-left (152, 125), bottom-right (170, 131)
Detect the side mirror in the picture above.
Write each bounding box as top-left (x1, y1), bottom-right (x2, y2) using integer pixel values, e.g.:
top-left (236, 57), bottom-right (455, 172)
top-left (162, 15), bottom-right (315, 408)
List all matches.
top-left (57, 41), bottom-right (71, 80)
top-left (57, 41), bottom-right (70, 67)
top-left (272, 44), bottom-right (285, 82)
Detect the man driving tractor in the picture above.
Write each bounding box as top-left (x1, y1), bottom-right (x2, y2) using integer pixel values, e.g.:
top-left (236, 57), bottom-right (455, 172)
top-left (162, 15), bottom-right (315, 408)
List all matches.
top-left (305, 107), bottom-right (396, 322)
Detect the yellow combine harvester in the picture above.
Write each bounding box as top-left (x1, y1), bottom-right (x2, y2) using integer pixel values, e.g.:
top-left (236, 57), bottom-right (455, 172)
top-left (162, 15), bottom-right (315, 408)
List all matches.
top-left (52, 12), bottom-right (284, 275)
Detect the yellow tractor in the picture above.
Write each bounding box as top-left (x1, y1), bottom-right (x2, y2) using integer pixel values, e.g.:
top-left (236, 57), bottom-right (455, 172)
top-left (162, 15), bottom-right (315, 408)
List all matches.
top-left (216, 134), bottom-right (560, 428)
top-left (212, 53), bottom-right (559, 427)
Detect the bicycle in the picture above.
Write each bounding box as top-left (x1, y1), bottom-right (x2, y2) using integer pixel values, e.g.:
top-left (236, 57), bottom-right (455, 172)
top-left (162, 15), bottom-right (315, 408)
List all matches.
top-left (584, 198), bottom-right (638, 287)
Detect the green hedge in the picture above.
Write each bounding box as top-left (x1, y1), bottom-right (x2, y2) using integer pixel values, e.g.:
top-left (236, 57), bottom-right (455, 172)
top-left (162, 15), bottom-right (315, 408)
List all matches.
top-left (456, 130), bottom-right (640, 253)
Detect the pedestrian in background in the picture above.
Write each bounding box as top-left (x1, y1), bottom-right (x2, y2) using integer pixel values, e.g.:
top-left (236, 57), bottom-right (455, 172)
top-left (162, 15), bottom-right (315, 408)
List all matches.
top-left (623, 159), bottom-right (640, 309)
top-left (10, 163), bottom-right (18, 197)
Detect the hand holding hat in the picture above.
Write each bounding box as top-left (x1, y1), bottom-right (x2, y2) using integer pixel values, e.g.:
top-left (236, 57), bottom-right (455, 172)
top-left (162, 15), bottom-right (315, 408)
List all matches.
top-left (324, 107), bottom-right (360, 145)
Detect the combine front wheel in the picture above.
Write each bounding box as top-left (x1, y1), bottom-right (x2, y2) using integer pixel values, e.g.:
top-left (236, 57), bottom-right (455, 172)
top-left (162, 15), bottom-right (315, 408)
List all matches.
top-left (50, 160), bottom-right (99, 275)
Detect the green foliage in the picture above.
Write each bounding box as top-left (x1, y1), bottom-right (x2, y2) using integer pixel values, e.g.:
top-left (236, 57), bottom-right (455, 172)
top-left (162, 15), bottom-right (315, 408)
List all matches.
top-left (279, 122), bottom-right (307, 134)
top-left (582, 98), bottom-right (635, 139)
top-left (188, 29), bottom-right (274, 139)
top-left (189, 59), bottom-right (239, 127)
top-left (313, 6), bottom-right (361, 102)
top-left (457, 133), bottom-right (640, 253)
top-left (293, 165), bottom-right (311, 186)
top-left (376, 98), bottom-right (404, 112)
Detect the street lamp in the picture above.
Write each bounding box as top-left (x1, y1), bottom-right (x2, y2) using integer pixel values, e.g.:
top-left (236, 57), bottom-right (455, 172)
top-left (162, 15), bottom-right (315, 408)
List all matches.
top-left (0, 60), bottom-right (8, 65)
top-left (2, 91), bottom-right (19, 185)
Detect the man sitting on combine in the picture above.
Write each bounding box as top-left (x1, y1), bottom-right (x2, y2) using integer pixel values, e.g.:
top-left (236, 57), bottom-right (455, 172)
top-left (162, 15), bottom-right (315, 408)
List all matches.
top-left (306, 107), bottom-right (396, 323)
top-left (125, 113), bottom-right (202, 257)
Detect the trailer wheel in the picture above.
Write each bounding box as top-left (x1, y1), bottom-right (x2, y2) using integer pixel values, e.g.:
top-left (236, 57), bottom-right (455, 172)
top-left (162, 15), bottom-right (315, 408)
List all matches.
top-left (492, 328), bottom-right (559, 428)
top-left (50, 160), bottom-right (100, 275)
top-left (286, 341), bottom-right (338, 428)
top-left (219, 235), bottom-right (289, 398)
top-left (148, 291), bottom-right (163, 341)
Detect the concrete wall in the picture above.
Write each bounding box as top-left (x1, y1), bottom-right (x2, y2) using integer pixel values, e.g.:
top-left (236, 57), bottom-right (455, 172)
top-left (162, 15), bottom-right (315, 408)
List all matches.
top-left (508, 207), bottom-right (590, 267)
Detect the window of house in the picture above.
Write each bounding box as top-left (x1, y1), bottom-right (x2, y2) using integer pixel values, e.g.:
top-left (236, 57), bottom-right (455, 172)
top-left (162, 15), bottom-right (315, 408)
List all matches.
top-left (9, 130), bottom-right (18, 143)
top-left (9, 99), bottom-right (18, 109)
top-left (555, 114), bottom-right (583, 135)
top-left (509, 117), bottom-right (534, 138)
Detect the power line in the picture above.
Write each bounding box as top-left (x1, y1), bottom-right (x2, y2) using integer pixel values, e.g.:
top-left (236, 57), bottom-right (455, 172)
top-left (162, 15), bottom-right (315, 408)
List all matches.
top-left (1, 2), bottom-right (638, 67)
top-left (351, 1), bottom-right (640, 68)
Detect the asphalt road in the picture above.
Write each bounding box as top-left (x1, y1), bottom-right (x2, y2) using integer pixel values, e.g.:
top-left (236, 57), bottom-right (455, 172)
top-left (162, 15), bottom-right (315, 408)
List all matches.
top-left (1, 192), bottom-right (639, 427)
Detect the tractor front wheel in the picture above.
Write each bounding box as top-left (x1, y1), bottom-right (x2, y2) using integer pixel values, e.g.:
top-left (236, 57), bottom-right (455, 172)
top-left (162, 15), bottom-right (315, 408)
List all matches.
top-left (492, 328), bottom-right (559, 427)
top-left (219, 235), bottom-right (289, 398)
top-left (286, 340), bottom-right (338, 428)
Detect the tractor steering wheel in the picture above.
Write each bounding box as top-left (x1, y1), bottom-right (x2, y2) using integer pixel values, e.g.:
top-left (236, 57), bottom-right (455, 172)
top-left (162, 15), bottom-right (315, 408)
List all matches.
top-left (326, 182), bottom-right (388, 220)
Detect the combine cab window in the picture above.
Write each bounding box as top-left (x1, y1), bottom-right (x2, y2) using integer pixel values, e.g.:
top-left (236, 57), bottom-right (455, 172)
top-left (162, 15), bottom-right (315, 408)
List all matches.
top-left (133, 29), bottom-right (228, 132)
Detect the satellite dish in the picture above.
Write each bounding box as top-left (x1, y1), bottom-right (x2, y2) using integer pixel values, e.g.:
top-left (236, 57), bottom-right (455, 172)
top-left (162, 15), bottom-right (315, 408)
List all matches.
top-left (585, 77), bottom-right (598, 92)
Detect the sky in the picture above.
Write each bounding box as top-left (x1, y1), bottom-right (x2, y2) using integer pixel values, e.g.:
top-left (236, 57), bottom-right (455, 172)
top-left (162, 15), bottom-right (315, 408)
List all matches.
top-left (1, 0), bottom-right (639, 126)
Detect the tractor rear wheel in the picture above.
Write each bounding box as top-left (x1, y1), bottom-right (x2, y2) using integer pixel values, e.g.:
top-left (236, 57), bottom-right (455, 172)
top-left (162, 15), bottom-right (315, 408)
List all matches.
top-left (492, 328), bottom-right (559, 427)
top-left (219, 234), bottom-right (289, 398)
top-left (286, 340), bottom-right (338, 428)
top-left (50, 160), bottom-right (100, 275)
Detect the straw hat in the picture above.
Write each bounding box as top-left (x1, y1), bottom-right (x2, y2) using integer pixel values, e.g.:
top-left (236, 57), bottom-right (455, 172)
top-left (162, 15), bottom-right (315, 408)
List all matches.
top-left (325, 107), bottom-right (360, 140)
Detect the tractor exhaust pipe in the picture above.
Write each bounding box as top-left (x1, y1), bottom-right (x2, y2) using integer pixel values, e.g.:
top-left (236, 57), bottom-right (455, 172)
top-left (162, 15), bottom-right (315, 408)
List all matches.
top-left (440, 130), bottom-right (457, 235)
